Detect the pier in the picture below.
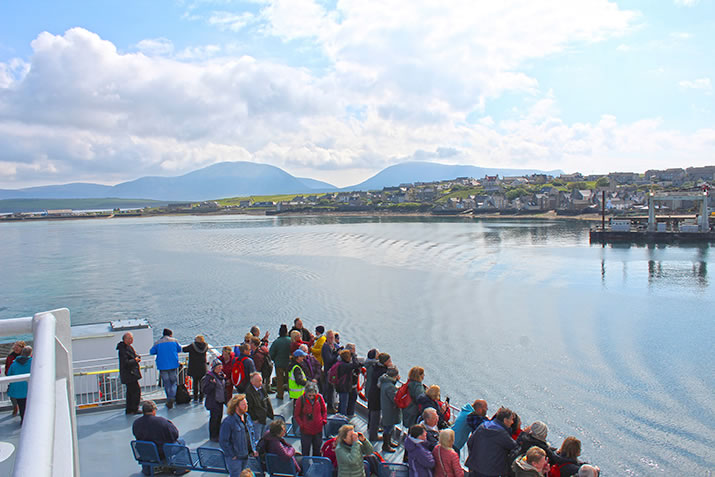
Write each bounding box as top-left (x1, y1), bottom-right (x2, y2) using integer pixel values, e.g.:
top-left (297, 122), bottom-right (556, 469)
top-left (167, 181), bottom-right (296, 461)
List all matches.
top-left (590, 190), bottom-right (714, 243)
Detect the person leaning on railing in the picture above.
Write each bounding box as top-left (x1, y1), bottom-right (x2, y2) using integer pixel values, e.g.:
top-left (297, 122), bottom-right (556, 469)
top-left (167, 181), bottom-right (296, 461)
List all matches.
top-left (7, 345), bottom-right (32, 423)
top-left (4, 340), bottom-right (25, 417)
top-left (117, 332), bottom-right (142, 415)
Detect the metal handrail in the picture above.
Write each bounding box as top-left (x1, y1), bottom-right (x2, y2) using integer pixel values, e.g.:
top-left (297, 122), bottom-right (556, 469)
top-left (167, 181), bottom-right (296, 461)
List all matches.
top-left (0, 309), bottom-right (79, 477)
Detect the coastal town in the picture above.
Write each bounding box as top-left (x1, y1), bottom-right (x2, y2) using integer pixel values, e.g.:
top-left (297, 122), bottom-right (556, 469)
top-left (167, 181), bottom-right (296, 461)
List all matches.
top-left (3, 165), bottom-right (714, 221)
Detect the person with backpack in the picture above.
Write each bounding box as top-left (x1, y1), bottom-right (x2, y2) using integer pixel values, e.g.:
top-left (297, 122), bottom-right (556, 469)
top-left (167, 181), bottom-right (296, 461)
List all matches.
top-left (201, 359), bottom-right (227, 441)
top-left (182, 335), bottom-right (208, 402)
top-left (551, 437), bottom-right (585, 477)
top-left (249, 336), bottom-right (273, 394)
top-left (402, 366), bottom-right (426, 428)
top-left (232, 343), bottom-right (256, 394)
top-left (294, 382), bottom-right (327, 456)
top-left (269, 324), bottom-right (292, 400)
top-left (298, 343), bottom-right (322, 384)
top-left (511, 421), bottom-right (560, 471)
top-left (321, 330), bottom-right (340, 412)
top-left (379, 366), bottom-right (401, 453)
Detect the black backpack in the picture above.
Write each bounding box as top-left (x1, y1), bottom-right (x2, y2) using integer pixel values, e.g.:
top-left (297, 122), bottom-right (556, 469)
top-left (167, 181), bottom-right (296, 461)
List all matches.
top-left (175, 382), bottom-right (191, 404)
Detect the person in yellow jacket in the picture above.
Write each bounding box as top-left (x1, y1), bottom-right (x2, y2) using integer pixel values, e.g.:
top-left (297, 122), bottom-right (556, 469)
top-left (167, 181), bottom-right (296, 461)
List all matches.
top-left (288, 349), bottom-right (308, 400)
top-left (311, 326), bottom-right (326, 365)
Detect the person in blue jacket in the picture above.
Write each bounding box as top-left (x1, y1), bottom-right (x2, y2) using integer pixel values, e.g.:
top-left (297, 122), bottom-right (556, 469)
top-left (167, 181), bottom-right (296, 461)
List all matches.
top-left (150, 328), bottom-right (183, 409)
top-left (220, 394), bottom-right (257, 477)
top-left (7, 346), bottom-right (32, 422)
top-left (465, 407), bottom-right (517, 477)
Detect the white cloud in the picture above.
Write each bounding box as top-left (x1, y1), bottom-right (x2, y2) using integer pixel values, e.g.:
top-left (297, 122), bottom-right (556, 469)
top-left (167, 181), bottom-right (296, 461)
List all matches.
top-left (208, 11), bottom-right (255, 31)
top-left (1, 7), bottom-right (714, 189)
top-left (176, 44), bottom-right (222, 60)
top-left (674, 0), bottom-right (700, 6)
top-left (679, 78), bottom-right (712, 91)
top-left (135, 38), bottom-right (175, 56)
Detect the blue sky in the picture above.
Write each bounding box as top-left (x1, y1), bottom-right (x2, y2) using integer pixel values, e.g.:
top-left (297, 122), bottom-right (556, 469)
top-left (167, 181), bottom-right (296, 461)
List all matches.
top-left (0, 0), bottom-right (713, 188)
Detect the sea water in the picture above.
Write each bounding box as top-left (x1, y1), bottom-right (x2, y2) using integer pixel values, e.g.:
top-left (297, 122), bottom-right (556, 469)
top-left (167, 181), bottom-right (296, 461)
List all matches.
top-left (1, 215), bottom-right (713, 475)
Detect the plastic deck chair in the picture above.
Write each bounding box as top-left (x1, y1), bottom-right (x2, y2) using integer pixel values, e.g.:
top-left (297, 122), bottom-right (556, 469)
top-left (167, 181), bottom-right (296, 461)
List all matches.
top-left (265, 452), bottom-right (298, 477)
top-left (379, 462), bottom-right (409, 477)
top-left (274, 413), bottom-right (301, 438)
top-left (163, 443), bottom-right (199, 470)
top-left (324, 415), bottom-right (350, 439)
top-left (301, 456), bottom-right (333, 477)
top-left (248, 455), bottom-right (265, 476)
top-left (197, 446), bottom-right (229, 472)
top-left (130, 440), bottom-right (163, 477)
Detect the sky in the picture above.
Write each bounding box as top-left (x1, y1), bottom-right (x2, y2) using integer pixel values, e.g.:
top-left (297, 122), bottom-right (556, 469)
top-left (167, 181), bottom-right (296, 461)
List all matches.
top-left (0, 0), bottom-right (713, 189)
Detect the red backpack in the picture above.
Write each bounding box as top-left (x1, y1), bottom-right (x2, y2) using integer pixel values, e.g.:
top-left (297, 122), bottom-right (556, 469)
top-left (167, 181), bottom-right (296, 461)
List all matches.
top-left (327, 362), bottom-right (341, 387)
top-left (231, 356), bottom-right (249, 387)
top-left (547, 463), bottom-right (565, 477)
top-left (394, 381), bottom-right (412, 409)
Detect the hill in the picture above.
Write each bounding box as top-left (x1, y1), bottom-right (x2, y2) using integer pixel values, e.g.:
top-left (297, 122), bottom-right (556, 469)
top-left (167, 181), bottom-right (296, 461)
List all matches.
top-left (0, 162), bottom-right (339, 202)
top-left (345, 162), bottom-right (562, 191)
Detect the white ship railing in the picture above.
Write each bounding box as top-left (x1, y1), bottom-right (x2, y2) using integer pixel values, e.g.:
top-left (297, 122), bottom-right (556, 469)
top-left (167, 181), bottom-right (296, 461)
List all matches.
top-left (0, 309), bottom-right (79, 477)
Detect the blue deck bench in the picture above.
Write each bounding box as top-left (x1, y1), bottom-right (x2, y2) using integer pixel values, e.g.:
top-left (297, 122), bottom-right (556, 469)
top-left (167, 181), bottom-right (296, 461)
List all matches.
top-left (131, 440), bottom-right (264, 475)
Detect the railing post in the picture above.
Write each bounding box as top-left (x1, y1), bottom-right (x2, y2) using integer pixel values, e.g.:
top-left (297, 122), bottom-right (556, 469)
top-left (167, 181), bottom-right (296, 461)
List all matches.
top-left (11, 308), bottom-right (79, 477)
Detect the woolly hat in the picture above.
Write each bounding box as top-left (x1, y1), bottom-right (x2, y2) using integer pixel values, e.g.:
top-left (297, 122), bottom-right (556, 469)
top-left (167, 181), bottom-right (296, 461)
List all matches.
top-left (530, 421), bottom-right (548, 441)
top-left (211, 358), bottom-right (223, 370)
top-left (378, 353), bottom-right (391, 365)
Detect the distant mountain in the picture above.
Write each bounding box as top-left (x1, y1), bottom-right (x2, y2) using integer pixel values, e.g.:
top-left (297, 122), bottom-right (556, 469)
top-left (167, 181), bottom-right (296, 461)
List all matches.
top-left (344, 162), bottom-right (563, 191)
top-left (0, 162), bottom-right (338, 202)
top-left (297, 177), bottom-right (338, 190)
top-left (0, 160), bottom-right (561, 203)
top-left (0, 183), bottom-right (113, 200)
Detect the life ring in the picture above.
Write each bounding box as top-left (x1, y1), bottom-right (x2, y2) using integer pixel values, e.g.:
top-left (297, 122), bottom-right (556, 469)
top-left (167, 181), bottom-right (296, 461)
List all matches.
top-left (357, 367), bottom-right (367, 401)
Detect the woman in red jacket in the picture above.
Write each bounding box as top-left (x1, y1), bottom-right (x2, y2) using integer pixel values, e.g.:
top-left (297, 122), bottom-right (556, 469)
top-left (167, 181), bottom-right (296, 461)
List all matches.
top-left (433, 429), bottom-right (464, 477)
top-left (219, 346), bottom-right (235, 403)
top-left (294, 382), bottom-right (327, 456)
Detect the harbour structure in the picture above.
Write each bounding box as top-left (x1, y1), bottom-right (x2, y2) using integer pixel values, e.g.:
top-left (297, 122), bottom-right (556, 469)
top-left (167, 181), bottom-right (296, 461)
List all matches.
top-left (590, 189), bottom-right (715, 243)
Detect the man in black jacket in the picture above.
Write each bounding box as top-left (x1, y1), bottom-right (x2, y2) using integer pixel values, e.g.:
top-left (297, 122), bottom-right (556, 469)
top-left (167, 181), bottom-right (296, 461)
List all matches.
top-left (117, 332), bottom-right (142, 414)
top-left (132, 400), bottom-right (188, 475)
top-left (245, 372), bottom-right (274, 439)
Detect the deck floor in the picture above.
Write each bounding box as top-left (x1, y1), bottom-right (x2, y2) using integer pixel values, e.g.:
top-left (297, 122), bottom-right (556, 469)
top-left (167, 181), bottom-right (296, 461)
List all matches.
top-left (0, 394), bottom-right (404, 476)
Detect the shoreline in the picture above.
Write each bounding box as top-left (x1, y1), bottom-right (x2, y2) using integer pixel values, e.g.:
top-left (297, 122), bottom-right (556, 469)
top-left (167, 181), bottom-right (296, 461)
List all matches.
top-left (0, 209), bottom-right (606, 223)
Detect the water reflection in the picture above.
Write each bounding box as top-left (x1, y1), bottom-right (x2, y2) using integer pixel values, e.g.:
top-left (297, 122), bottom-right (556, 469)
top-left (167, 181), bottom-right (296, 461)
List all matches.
top-left (648, 259), bottom-right (708, 287)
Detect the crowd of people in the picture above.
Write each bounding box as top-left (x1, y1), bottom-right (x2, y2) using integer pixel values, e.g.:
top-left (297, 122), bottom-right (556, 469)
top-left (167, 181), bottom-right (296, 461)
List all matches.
top-left (116, 319), bottom-right (601, 477)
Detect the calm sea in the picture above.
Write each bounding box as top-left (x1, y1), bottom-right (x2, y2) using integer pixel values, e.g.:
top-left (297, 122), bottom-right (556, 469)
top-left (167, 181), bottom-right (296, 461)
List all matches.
top-left (1, 215), bottom-right (713, 475)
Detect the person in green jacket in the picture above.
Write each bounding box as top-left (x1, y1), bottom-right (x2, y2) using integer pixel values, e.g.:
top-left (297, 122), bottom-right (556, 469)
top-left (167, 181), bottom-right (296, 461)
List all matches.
top-left (335, 424), bottom-right (374, 477)
top-left (269, 324), bottom-right (292, 400)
